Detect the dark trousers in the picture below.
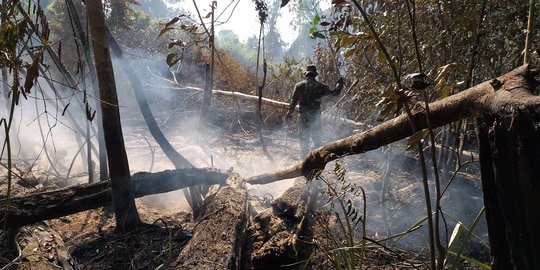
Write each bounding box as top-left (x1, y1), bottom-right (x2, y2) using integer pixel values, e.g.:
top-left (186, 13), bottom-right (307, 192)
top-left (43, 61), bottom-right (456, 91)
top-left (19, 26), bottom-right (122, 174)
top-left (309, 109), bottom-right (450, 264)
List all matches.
top-left (298, 111), bottom-right (322, 157)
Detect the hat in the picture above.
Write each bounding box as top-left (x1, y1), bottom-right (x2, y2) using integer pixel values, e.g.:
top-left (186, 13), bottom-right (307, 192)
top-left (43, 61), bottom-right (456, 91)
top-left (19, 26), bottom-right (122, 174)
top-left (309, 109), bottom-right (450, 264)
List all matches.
top-left (305, 65), bottom-right (318, 76)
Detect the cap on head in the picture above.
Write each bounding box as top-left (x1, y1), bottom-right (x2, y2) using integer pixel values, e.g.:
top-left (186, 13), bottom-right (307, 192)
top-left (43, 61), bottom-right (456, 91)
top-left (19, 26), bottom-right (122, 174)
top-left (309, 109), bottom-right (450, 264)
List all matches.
top-left (305, 65), bottom-right (318, 77)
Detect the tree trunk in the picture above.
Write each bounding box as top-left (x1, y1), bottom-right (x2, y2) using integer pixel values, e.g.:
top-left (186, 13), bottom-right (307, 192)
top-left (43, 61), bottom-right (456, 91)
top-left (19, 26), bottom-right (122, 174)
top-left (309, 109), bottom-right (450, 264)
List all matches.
top-left (106, 31), bottom-right (206, 218)
top-left (478, 109), bottom-right (540, 270)
top-left (0, 168), bottom-right (228, 228)
top-left (246, 65), bottom-right (540, 184)
top-left (244, 64), bottom-right (540, 269)
top-left (65, 0), bottom-right (108, 182)
top-left (86, 0), bottom-right (142, 232)
top-left (173, 173), bottom-right (248, 269)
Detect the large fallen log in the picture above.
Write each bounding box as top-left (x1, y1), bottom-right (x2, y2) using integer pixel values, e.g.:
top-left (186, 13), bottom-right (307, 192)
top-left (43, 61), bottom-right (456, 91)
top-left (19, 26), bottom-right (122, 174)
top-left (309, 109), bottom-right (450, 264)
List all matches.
top-left (174, 173), bottom-right (248, 269)
top-left (250, 179), bottom-right (318, 269)
top-left (0, 168), bottom-right (228, 228)
top-left (246, 64), bottom-right (540, 185)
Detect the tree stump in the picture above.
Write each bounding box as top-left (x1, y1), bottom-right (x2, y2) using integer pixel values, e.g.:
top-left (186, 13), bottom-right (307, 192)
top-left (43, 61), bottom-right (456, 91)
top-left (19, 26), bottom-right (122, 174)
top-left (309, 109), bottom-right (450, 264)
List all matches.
top-left (250, 179), bottom-right (318, 269)
top-left (478, 108), bottom-right (540, 270)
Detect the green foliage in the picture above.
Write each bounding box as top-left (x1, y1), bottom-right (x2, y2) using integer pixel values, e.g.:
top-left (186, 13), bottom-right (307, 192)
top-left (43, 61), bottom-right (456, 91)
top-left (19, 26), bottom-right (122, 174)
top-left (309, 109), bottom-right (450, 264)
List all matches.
top-left (216, 30), bottom-right (257, 64)
top-left (312, 162), bottom-right (368, 270)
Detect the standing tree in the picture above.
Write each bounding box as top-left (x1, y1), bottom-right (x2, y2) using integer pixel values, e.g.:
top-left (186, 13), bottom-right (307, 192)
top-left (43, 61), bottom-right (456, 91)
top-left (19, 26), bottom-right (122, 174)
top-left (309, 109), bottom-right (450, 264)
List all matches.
top-left (86, 0), bottom-right (143, 232)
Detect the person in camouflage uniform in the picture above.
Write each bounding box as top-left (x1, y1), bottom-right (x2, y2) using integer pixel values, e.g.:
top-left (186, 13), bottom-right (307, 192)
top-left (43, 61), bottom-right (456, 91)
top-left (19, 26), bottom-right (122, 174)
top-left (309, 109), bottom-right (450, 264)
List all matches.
top-left (286, 65), bottom-right (344, 157)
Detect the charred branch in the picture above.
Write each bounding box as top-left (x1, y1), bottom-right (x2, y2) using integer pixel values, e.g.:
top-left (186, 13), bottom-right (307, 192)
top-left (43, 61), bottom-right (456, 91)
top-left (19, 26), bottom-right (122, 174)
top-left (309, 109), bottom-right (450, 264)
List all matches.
top-left (0, 168), bottom-right (228, 228)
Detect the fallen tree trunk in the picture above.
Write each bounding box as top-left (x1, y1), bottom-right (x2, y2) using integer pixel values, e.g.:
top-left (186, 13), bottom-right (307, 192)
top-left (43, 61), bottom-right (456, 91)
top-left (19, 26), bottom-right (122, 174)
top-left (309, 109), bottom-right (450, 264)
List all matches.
top-left (0, 168), bottom-right (228, 228)
top-left (15, 223), bottom-right (77, 270)
top-left (177, 86), bottom-right (367, 129)
top-left (174, 173), bottom-right (248, 269)
top-left (250, 179), bottom-right (318, 269)
top-left (246, 64), bottom-right (540, 185)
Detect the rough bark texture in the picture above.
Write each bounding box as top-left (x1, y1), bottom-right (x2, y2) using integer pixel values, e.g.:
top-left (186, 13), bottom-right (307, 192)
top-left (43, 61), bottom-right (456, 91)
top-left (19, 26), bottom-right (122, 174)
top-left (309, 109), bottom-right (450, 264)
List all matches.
top-left (174, 173), bottom-right (248, 269)
top-left (478, 108), bottom-right (540, 270)
top-left (250, 179), bottom-right (317, 269)
top-left (16, 223), bottom-right (77, 270)
top-left (0, 168), bottom-right (228, 228)
top-left (246, 65), bottom-right (540, 185)
top-left (86, 0), bottom-right (141, 231)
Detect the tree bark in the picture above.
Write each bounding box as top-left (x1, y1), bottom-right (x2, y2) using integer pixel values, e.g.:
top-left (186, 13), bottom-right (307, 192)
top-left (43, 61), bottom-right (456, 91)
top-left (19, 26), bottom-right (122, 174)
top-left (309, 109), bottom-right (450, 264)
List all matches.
top-left (106, 31), bottom-right (206, 218)
top-left (86, 0), bottom-right (142, 232)
top-left (173, 173), bottom-right (248, 269)
top-left (478, 109), bottom-right (540, 270)
top-left (246, 65), bottom-right (540, 184)
top-left (0, 168), bottom-right (228, 228)
top-left (250, 180), bottom-right (317, 269)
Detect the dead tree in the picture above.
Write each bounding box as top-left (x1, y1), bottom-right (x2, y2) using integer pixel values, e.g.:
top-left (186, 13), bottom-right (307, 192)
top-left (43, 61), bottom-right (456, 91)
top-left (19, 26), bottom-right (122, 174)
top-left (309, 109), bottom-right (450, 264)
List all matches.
top-left (86, 0), bottom-right (142, 232)
top-left (105, 31), bottom-right (206, 218)
top-left (247, 65), bottom-right (540, 270)
top-left (173, 173), bottom-right (248, 269)
top-left (0, 168), bottom-right (228, 229)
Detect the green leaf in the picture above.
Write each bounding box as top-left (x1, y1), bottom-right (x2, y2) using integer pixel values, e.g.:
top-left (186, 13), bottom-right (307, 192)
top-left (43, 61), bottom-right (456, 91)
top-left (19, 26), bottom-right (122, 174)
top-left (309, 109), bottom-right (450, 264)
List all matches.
top-left (313, 15), bottom-right (320, 25)
top-left (309, 31), bottom-right (326, 39)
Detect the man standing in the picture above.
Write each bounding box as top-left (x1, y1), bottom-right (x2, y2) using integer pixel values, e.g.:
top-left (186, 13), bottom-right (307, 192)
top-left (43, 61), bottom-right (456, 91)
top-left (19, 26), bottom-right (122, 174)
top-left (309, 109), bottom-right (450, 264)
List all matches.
top-left (286, 65), bottom-right (344, 157)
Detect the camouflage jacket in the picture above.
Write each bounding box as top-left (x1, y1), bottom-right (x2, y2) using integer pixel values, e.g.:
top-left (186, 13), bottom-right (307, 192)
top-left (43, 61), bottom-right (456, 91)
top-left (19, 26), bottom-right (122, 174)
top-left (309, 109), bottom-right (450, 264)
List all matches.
top-left (287, 77), bottom-right (343, 116)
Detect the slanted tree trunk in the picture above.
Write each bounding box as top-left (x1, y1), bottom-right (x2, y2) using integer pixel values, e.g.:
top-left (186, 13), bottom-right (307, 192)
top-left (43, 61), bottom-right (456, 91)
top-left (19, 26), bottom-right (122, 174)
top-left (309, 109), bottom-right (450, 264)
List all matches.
top-left (106, 32), bottom-right (206, 218)
top-left (478, 109), bottom-right (540, 270)
top-left (86, 0), bottom-right (142, 232)
top-left (247, 64), bottom-right (540, 269)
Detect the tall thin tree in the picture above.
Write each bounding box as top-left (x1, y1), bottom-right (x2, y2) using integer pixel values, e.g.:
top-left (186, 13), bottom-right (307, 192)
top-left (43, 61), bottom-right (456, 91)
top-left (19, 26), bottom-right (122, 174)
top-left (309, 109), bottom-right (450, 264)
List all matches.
top-left (86, 0), bottom-right (142, 232)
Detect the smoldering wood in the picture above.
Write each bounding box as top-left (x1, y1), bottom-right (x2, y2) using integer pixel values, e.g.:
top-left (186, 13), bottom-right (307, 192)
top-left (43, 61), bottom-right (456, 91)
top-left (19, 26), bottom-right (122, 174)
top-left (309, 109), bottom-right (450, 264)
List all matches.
top-left (478, 108), bottom-right (540, 270)
top-left (0, 168), bottom-right (228, 228)
top-left (173, 173), bottom-right (248, 269)
top-left (246, 64), bottom-right (540, 185)
top-left (250, 180), bottom-right (317, 269)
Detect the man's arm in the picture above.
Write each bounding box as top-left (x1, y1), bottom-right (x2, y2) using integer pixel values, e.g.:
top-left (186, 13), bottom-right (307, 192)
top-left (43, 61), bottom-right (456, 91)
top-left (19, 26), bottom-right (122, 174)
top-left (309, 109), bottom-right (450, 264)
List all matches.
top-left (323, 77), bottom-right (345, 96)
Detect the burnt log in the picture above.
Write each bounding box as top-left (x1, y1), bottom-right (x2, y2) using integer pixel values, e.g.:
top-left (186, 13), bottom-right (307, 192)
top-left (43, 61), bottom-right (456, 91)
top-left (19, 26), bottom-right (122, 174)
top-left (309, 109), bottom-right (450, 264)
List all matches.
top-left (15, 223), bottom-right (77, 270)
top-left (478, 108), bottom-right (540, 270)
top-left (174, 173), bottom-right (248, 269)
top-left (250, 179), bottom-right (318, 269)
top-left (0, 168), bottom-right (228, 228)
